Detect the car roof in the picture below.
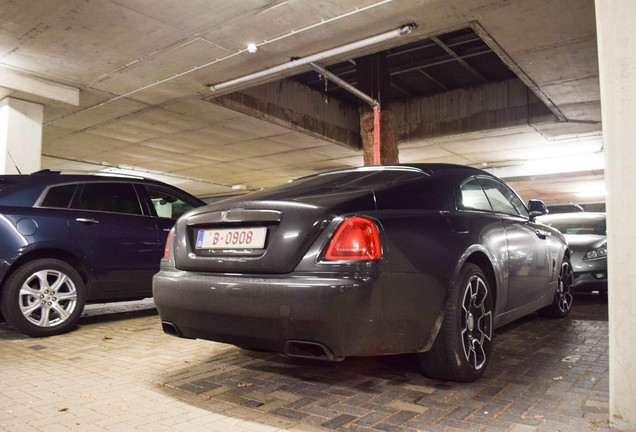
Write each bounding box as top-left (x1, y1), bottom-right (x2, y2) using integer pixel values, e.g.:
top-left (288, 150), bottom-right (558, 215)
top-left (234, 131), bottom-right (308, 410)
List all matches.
top-left (227, 163), bottom-right (496, 212)
top-left (0, 170), bottom-right (205, 208)
top-left (2, 169), bottom-right (133, 181)
top-left (296, 163), bottom-right (492, 181)
top-left (0, 170), bottom-right (179, 189)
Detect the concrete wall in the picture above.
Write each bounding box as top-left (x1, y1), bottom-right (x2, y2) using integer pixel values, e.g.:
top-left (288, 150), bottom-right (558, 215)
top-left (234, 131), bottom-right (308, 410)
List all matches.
top-left (595, 0), bottom-right (636, 428)
top-left (211, 79), bottom-right (361, 150)
top-left (0, 98), bottom-right (43, 174)
top-left (213, 77), bottom-right (562, 153)
top-left (394, 78), bottom-right (557, 142)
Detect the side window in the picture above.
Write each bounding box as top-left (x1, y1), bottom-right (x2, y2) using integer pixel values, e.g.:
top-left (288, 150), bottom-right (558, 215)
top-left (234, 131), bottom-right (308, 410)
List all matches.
top-left (141, 184), bottom-right (200, 219)
top-left (73, 183), bottom-right (142, 215)
top-left (481, 179), bottom-right (529, 217)
top-left (40, 184), bottom-right (77, 208)
top-left (459, 179), bottom-right (492, 211)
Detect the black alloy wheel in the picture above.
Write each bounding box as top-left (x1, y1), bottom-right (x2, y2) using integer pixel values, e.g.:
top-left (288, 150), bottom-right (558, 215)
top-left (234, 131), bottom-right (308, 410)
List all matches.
top-left (419, 263), bottom-right (493, 382)
top-left (539, 256), bottom-right (574, 318)
top-left (1, 259), bottom-right (86, 337)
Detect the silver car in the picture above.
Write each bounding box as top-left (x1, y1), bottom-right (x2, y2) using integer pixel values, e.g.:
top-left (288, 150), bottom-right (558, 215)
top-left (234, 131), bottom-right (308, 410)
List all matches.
top-left (537, 212), bottom-right (607, 293)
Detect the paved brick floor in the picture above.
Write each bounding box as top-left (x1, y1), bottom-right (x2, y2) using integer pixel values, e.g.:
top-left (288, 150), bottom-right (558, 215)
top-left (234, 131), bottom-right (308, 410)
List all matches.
top-left (0, 294), bottom-right (621, 431)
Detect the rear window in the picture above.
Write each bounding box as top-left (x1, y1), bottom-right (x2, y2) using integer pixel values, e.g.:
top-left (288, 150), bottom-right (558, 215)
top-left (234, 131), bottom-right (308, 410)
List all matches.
top-left (300, 169), bottom-right (426, 190)
top-left (40, 184), bottom-right (77, 208)
top-left (246, 168), bottom-right (428, 200)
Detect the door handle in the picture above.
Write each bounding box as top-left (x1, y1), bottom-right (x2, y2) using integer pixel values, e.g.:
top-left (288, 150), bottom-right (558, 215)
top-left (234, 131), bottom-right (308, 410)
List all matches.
top-left (535, 229), bottom-right (551, 239)
top-left (75, 218), bottom-right (99, 224)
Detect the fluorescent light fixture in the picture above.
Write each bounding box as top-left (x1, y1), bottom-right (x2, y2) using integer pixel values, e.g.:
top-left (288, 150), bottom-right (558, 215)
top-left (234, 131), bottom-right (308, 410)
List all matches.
top-left (576, 189), bottom-right (607, 197)
top-left (247, 43), bottom-right (257, 53)
top-left (522, 153), bottom-right (605, 175)
top-left (208, 24), bottom-right (416, 93)
top-left (486, 152), bottom-right (605, 179)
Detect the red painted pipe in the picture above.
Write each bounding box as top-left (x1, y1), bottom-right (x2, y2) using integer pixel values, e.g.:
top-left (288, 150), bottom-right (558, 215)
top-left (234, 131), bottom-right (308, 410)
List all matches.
top-left (373, 105), bottom-right (380, 166)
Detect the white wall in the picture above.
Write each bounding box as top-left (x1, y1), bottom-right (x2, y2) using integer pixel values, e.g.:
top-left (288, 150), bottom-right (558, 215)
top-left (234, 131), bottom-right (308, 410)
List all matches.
top-left (595, 0), bottom-right (636, 428)
top-left (0, 97), bottom-right (43, 174)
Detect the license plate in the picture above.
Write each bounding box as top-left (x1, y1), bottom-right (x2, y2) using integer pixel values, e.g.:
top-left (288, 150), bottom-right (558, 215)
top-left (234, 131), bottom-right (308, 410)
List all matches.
top-left (195, 227), bottom-right (267, 250)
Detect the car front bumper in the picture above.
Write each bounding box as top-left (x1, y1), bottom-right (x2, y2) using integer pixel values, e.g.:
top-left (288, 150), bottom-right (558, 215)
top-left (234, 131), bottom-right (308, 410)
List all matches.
top-left (152, 268), bottom-right (446, 359)
top-left (573, 271), bottom-right (608, 292)
top-left (572, 256), bottom-right (607, 292)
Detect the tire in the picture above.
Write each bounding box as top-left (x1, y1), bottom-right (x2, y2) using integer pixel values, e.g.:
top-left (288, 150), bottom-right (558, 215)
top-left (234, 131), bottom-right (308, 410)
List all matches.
top-left (1, 259), bottom-right (86, 337)
top-left (418, 263), bottom-right (493, 382)
top-left (538, 256), bottom-right (574, 318)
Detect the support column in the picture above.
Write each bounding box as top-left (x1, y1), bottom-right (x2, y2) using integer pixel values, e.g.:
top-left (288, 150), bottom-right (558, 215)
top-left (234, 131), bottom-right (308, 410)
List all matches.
top-left (595, 1), bottom-right (636, 429)
top-left (0, 97), bottom-right (43, 174)
top-left (357, 53), bottom-right (399, 165)
top-left (359, 107), bottom-right (398, 165)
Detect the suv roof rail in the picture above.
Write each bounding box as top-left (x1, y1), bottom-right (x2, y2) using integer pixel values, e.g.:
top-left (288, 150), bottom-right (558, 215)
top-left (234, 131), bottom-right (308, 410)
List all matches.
top-left (29, 169), bottom-right (145, 180)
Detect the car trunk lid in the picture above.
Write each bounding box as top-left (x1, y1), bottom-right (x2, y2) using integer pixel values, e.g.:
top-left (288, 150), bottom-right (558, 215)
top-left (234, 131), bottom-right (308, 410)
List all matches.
top-left (173, 190), bottom-right (377, 274)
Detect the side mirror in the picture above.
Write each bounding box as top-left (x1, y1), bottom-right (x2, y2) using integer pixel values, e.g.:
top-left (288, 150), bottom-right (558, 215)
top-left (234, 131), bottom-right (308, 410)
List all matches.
top-left (528, 199), bottom-right (548, 219)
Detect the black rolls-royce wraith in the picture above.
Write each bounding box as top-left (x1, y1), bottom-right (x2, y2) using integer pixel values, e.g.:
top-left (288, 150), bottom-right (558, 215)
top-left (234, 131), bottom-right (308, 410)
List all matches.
top-left (153, 164), bottom-right (573, 382)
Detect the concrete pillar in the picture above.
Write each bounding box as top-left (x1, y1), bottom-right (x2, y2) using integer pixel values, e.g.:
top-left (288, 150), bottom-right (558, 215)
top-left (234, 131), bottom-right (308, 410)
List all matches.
top-left (595, 1), bottom-right (636, 429)
top-left (0, 97), bottom-right (43, 174)
top-left (359, 107), bottom-right (399, 165)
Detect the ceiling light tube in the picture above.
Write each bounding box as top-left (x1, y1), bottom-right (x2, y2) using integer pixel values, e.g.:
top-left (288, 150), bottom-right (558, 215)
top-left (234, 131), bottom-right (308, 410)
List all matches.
top-left (208, 23), bottom-right (416, 93)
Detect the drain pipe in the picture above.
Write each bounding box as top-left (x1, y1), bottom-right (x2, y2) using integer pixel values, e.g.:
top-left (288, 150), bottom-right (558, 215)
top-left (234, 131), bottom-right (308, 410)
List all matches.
top-left (307, 62), bottom-right (378, 108)
top-left (373, 105), bottom-right (381, 166)
top-left (307, 62), bottom-right (381, 166)
top-left (208, 23), bottom-right (416, 93)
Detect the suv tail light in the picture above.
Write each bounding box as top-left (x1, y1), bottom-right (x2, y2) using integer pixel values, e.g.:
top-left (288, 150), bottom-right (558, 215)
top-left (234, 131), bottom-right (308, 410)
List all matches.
top-left (325, 217), bottom-right (381, 261)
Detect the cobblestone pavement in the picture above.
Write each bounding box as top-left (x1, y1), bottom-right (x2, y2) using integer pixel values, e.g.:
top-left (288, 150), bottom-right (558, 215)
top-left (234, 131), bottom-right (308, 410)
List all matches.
top-left (0, 294), bottom-right (620, 432)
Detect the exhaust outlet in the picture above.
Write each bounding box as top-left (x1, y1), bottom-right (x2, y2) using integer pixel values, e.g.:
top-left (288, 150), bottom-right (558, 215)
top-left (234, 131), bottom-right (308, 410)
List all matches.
top-left (161, 321), bottom-right (183, 337)
top-left (284, 340), bottom-right (342, 361)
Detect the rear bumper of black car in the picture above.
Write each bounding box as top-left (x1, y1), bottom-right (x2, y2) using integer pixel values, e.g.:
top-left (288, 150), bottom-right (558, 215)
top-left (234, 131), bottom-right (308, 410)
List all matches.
top-left (152, 269), bottom-right (446, 359)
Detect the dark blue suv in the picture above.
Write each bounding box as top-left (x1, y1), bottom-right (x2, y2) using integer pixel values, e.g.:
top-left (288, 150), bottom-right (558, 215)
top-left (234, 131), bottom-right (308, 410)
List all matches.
top-left (0, 170), bottom-right (204, 337)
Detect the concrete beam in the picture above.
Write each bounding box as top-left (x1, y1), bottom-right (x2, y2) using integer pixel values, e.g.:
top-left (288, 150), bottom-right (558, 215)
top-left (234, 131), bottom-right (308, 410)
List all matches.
top-left (394, 78), bottom-right (558, 142)
top-left (209, 78), bottom-right (566, 157)
top-left (0, 68), bottom-right (79, 106)
top-left (209, 79), bottom-right (361, 150)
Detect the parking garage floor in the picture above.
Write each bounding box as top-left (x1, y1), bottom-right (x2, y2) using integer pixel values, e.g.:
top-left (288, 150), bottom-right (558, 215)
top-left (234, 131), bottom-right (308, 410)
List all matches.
top-left (0, 295), bottom-right (617, 432)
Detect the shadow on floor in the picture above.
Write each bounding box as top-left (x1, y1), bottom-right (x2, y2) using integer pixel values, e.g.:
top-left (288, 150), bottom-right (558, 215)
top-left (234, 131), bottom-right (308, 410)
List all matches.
top-left (156, 293), bottom-right (611, 431)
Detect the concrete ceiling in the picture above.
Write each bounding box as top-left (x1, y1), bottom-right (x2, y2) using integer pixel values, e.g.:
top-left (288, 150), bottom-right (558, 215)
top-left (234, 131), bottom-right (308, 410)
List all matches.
top-left (0, 0), bottom-right (603, 205)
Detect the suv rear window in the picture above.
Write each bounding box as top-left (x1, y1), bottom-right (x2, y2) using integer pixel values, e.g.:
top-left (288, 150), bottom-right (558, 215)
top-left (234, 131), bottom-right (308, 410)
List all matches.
top-left (40, 184), bottom-right (77, 208)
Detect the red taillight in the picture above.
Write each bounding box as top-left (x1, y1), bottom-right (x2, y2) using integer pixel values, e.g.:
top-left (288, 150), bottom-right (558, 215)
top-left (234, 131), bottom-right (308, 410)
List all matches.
top-left (163, 229), bottom-right (174, 258)
top-left (325, 217), bottom-right (381, 261)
